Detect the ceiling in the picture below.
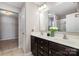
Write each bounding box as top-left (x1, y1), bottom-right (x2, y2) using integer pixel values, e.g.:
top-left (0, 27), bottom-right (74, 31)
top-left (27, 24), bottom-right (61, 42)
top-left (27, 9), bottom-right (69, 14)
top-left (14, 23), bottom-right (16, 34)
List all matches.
top-left (4, 2), bottom-right (24, 9)
top-left (47, 2), bottom-right (78, 17)
top-left (0, 2), bottom-right (24, 13)
top-left (33, 2), bottom-right (45, 6)
top-left (0, 2), bottom-right (78, 17)
top-left (34, 2), bottom-right (78, 18)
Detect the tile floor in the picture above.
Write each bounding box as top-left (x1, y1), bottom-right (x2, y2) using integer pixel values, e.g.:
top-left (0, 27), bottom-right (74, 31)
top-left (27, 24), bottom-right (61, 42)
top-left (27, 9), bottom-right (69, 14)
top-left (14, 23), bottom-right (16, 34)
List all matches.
top-left (0, 48), bottom-right (24, 56)
top-left (0, 39), bottom-right (18, 51)
top-left (0, 39), bottom-right (33, 56)
top-left (0, 48), bottom-right (33, 56)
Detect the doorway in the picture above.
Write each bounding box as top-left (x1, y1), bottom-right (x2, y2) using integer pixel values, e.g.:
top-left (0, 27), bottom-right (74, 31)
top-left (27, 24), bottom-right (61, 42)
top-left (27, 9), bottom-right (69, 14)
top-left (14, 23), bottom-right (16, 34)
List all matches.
top-left (0, 9), bottom-right (18, 51)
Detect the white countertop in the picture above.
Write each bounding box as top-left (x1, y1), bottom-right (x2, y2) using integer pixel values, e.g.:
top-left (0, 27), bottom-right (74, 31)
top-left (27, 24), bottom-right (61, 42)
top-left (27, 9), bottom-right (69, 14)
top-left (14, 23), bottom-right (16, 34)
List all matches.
top-left (31, 32), bottom-right (79, 49)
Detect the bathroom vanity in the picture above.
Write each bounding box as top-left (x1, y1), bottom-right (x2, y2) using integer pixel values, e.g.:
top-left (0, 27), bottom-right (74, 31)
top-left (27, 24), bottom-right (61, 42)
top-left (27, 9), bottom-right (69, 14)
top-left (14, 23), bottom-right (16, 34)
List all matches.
top-left (30, 3), bottom-right (79, 56)
top-left (31, 32), bottom-right (79, 56)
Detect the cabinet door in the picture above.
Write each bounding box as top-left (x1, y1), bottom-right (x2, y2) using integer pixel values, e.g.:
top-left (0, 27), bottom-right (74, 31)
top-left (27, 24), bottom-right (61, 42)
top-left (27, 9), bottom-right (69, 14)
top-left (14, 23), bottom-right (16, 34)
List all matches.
top-left (64, 47), bottom-right (78, 56)
top-left (31, 36), bottom-right (38, 56)
top-left (38, 48), bottom-right (48, 56)
top-left (49, 41), bottom-right (66, 56)
top-left (38, 38), bottom-right (49, 56)
top-left (49, 41), bottom-right (78, 56)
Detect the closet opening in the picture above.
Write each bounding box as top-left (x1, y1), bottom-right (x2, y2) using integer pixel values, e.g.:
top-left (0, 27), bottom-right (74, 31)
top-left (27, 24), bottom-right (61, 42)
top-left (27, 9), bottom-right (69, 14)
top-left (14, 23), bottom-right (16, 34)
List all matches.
top-left (0, 9), bottom-right (18, 51)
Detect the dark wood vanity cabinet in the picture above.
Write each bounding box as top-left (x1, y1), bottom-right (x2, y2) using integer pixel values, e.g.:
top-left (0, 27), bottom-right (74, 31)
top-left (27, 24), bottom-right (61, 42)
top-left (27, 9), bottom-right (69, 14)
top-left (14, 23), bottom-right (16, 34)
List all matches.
top-left (31, 36), bottom-right (38, 56)
top-left (31, 35), bottom-right (79, 56)
top-left (31, 36), bottom-right (49, 56)
top-left (49, 41), bottom-right (78, 56)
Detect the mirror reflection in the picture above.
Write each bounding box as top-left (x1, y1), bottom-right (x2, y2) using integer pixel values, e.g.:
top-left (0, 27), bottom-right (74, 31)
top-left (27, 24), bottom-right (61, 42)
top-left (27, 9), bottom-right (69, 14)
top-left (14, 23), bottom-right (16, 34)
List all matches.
top-left (39, 2), bottom-right (79, 34)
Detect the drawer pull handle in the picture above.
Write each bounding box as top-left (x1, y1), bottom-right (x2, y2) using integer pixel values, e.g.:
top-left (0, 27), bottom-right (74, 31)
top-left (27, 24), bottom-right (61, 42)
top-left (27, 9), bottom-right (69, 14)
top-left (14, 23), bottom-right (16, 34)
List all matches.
top-left (49, 51), bottom-right (51, 54)
top-left (41, 47), bottom-right (43, 48)
top-left (40, 51), bottom-right (43, 54)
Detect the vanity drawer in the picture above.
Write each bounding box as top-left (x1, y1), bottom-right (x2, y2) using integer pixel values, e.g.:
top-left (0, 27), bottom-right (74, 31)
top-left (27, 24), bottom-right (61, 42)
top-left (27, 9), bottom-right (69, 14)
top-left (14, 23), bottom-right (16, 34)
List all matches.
top-left (49, 47), bottom-right (67, 56)
top-left (38, 45), bottom-right (48, 53)
top-left (49, 41), bottom-right (65, 51)
top-left (49, 49), bottom-right (57, 56)
top-left (64, 47), bottom-right (78, 56)
top-left (38, 38), bottom-right (48, 46)
top-left (49, 41), bottom-right (78, 56)
top-left (38, 48), bottom-right (48, 56)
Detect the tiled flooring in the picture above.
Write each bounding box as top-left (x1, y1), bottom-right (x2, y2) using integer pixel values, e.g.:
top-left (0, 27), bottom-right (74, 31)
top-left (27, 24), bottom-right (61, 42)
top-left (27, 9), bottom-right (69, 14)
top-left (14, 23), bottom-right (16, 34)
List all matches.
top-left (0, 39), bottom-right (33, 56)
top-left (0, 39), bottom-right (24, 56)
top-left (0, 39), bottom-right (18, 51)
top-left (0, 48), bottom-right (24, 56)
top-left (0, 48), bottom-right (33, 56)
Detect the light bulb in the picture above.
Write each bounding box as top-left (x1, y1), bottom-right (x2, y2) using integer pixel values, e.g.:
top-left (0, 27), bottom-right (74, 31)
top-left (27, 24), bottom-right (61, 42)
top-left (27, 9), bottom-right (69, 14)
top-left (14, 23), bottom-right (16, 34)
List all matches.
top-left (0, 10), bottom-right (14, 15)
top-left (38, 4), bottom-right (48, 11)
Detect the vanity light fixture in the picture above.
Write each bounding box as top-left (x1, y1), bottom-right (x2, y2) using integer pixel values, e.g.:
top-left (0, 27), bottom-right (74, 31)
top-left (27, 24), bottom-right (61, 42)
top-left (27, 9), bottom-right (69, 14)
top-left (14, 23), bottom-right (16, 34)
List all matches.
top-left (38, 4), bottom-right (48, 12)
top-left (0, 10), bottom-right (14, 15)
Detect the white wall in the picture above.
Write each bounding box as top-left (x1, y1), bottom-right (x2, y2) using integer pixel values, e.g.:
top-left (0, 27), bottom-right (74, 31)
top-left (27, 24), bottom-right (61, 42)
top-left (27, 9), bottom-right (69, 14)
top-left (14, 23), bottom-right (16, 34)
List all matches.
top-left (19, 3), bottom-right (39, 53)
top-left (58, 12), bottom-right (79, 32)
top-left (66, 13), bottom-right (79, 32)
top-left (25, 3), bottom-right (39, 53)
top-left (0, 15), bottom-right (18, 40)
top-left (66, 16), bottom-right (79, 32)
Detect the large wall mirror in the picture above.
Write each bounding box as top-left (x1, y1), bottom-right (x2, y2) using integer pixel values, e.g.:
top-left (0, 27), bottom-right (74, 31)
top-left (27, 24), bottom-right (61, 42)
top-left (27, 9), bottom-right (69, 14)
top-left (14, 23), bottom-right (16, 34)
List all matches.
top-left (39, 2), bottom-right (79, 35)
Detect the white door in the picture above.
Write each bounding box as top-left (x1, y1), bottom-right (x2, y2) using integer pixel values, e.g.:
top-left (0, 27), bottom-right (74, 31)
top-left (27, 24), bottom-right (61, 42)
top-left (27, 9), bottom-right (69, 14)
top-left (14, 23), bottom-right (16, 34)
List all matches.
top-left (18, 6), bottom-right (26, 52)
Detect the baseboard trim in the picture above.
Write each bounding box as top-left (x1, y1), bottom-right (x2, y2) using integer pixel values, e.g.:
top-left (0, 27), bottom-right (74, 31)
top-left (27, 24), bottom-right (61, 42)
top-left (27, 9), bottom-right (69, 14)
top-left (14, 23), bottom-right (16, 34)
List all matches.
top-left (24, 52), bottom-right (32, 56)
top-left (0, 38), bottom-right (18, 41)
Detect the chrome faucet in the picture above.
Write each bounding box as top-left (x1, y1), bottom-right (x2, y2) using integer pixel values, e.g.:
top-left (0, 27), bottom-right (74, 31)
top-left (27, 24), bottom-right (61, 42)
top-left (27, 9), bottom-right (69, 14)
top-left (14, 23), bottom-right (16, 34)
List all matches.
top-left (63, 32), bottom-right (67, 39)
top-left (40, 31), bottom-right (43, 35)
top-left (63, 21), bottom-right (67, 39)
